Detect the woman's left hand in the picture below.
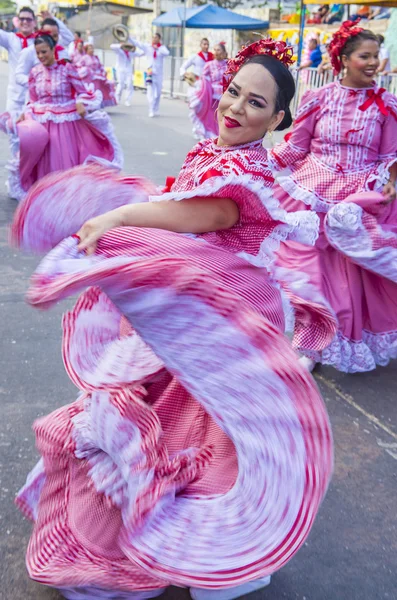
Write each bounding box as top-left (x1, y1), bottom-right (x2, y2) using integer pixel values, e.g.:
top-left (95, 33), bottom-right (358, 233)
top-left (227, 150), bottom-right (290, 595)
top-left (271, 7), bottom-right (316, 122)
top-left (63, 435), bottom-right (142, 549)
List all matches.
top-left (76, 102), bottom-right (86, 118)
top-left (382, 182), bottom-right (396, 203)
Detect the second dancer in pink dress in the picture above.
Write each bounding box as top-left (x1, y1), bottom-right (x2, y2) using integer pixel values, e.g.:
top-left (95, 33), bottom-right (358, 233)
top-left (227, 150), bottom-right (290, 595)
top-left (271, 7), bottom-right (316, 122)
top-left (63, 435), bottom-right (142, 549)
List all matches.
top-left (2, 32), bottom-right (122, 200)
top-left (270, 21), bottom-right (397, 372)
top-left (77, 42), bottom-right (117, 108)
top-left (188, 42), bottom-right (228, 140)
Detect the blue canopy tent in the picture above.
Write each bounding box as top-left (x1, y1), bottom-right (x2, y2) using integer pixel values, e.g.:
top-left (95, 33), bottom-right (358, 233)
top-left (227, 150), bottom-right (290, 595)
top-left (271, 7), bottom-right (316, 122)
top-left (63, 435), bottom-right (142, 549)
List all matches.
top-left (153, 4), bottom-right (269, 58)
top-left (152, 4), bottom-right (269, 30)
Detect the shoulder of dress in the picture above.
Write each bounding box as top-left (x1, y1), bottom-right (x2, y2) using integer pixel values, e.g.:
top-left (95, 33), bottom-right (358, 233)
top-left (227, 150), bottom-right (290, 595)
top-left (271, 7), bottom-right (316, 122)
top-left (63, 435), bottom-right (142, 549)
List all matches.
top-left (30, 63), bottom-right (42, 76)
top-left (382, 90), bottom-right (397, 108)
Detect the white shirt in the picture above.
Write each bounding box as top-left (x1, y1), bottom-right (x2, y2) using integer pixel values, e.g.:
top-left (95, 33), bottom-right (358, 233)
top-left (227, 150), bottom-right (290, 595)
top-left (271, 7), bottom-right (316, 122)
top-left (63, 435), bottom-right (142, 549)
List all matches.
top-left (129, 38), bottom-right (170, 77)
top-left (110, 43), bottom-right (144, 73)
top-left (379, 44), bottom-right (391, 72)
top-left (180, 52), bottom-right (212, 77)
top-left (0, 30), bottom-right (36, 111)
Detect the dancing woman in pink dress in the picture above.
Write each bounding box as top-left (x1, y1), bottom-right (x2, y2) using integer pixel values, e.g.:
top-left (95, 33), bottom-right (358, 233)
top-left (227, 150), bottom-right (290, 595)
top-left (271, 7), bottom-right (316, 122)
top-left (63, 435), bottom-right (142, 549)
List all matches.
top-left (188, 43), bottom-right (228, 140)
top-left (77, 42), bottom-right (117, 107)
top-left (3, 33), bottom-right (122, 200)
top-left (270, 21), bottom-right (397, 373)
top-left (70, 38), bottom-right (85, 64)
top-left (12, 41), bottom-right (335, 600)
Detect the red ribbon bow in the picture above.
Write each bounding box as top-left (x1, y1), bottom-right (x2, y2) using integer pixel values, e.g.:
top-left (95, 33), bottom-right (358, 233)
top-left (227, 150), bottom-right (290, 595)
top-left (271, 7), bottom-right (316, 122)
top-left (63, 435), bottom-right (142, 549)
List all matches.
top-left (15, 32), bottom-right (35, 49)
top-left (359, 88), bottom-right (389, 117)
top-left (163, 176), bottom-right (176, 193)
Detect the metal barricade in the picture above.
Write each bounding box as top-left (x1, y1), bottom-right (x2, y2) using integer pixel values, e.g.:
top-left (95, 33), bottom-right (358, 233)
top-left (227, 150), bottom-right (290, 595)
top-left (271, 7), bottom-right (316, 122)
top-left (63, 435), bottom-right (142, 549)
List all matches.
top-left (291, 68), bottom-right (397, 116)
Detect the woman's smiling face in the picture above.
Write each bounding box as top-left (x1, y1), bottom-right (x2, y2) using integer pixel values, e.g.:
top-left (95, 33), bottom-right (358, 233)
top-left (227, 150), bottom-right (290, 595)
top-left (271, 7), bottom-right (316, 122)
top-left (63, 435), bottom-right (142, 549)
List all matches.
top-left (217, 62), bottom-right (285, 146)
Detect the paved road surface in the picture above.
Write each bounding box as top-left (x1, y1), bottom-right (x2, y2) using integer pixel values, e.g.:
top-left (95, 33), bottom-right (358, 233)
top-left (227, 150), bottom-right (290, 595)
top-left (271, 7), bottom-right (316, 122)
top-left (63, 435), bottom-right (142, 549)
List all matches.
top-left (0, 62), bottom-right (396, 600)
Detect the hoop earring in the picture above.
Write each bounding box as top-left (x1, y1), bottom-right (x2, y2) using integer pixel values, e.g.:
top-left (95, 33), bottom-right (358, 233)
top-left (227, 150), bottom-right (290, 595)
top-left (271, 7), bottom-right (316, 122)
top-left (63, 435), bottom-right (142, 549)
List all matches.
top-left (262, 129), bottom-right (274, 150)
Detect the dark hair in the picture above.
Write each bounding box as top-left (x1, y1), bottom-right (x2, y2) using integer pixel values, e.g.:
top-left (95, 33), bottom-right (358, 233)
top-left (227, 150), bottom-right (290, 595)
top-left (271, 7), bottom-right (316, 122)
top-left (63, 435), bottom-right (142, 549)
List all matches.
top-left (75, 30), bottom-right (81, 37)
top-left (341, 30), bottom-right (379, 59)
top-left (309, 39), bottom-right (318, 46)
top-left (201, 37), bottom-right (209, 43)
top-left (42, 17), bottom-right (58, 29)
top-left (19, 7), bottom-right (35, 18)
top-left (244, 54), bottom-right (295, 131)
top-left (154, 32), bottom-right (161, 40)
top-left (216, 43), bottom-right (227, 58)
top-left (378, 34), bottom-right (385, 45)
top-left (34, 33), bottom-right (56, 50)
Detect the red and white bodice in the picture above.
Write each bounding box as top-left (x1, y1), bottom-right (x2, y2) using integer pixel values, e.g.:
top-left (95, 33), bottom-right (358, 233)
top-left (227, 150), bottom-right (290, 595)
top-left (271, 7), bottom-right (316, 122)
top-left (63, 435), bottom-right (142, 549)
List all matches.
top-left (202, 59), bottom-right (227, 100)
top-left (172, 138), bottom-right (272, 191)
top-left (153, 138), bottom-right (316, 267)
top-left (27, 61), bottom-right (100, 122)
top-left (270, 81), bottom-right (397, 210)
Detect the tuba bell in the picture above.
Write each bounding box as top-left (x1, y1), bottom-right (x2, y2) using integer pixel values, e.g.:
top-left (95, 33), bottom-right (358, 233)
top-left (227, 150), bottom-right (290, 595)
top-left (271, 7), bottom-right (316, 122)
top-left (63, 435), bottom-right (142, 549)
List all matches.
top-left (112, 23), bottom-right (129, 43)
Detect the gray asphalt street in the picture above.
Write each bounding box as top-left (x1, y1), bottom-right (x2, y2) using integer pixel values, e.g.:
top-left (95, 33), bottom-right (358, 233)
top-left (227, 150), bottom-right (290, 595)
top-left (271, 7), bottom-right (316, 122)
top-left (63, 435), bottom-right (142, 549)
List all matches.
top-left (0, 61), bottom-right (396, 600)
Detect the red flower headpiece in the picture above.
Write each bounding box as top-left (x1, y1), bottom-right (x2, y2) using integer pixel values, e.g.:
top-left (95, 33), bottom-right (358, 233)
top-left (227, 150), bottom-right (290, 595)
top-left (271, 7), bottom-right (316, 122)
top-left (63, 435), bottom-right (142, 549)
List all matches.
top-left (328, 19), bottom-right (363, 75)
top-left (35, 29), bottom-right (50, 38)
top-left (223, 39), bottom-right (294, 92)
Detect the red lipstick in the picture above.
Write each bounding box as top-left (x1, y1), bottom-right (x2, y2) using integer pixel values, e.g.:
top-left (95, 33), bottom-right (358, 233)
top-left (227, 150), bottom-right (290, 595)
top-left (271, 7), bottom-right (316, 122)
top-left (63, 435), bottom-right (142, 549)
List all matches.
top-left (224, 116), bottom-right (241, 128)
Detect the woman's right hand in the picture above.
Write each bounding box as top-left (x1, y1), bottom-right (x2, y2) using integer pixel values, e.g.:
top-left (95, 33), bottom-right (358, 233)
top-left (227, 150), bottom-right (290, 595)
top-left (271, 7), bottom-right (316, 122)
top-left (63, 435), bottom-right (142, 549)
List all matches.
top-left (76, 211), bottom-right (124, 255)
top-left (76, 102), bottom-right (86, 118)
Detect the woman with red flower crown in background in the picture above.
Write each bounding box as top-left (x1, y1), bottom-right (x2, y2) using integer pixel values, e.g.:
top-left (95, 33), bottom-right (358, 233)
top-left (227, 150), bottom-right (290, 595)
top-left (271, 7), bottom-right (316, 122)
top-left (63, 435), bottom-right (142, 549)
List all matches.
top-left (270, 20), bottom-right (397, 373)
top-left (187, 42), bottom-right (228, 140)
top-left (11, 39), bottom-right (335, 600)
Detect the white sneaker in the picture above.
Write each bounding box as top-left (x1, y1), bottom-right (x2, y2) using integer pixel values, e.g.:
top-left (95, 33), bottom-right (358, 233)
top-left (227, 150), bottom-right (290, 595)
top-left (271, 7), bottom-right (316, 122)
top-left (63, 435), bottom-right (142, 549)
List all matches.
top-left (149, 112), bottom-right (154, 118)
top-left (125, 101), bottom-right (131, 107)
top-left (299, 355), bottom-right (316, 372)
top-left (190, 576), bottom-right (271, 600)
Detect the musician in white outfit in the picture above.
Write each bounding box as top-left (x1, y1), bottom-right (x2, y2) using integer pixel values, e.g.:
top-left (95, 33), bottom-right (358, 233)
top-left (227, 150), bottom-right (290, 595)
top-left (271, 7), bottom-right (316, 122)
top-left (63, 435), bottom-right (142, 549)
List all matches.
top-left (180, 37), bottom-right (214, 79)
top-left (130, 32), bottom-right (170, 117)
top-left (110, 40), bottom-right (143, 106)
top-left (0, 6), bottom-right (37, 116)
top-left (15, 17), bottom-right (74, 104)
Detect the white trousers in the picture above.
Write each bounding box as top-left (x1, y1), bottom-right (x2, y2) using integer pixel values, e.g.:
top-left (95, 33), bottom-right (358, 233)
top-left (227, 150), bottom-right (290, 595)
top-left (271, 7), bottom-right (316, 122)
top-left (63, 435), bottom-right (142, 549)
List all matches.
top-left (116, 69), bottom-right (134, 104)
top-left (146, 75), bottom-right (163, 115)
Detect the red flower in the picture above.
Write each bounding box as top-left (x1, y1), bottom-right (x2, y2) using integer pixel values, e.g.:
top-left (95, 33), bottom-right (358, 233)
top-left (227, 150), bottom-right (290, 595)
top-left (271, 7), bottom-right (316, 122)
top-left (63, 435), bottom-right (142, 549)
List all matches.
top-left (223, 38), bottom-right (295, 92)
top-left (328, 20), bottom-right (364, 75)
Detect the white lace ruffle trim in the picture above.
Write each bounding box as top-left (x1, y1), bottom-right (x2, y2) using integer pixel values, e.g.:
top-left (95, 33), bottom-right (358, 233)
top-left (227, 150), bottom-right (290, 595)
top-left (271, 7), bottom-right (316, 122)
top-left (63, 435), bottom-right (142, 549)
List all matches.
top-left (325, 202), bottom-right (397, 284)
top-left (304, 329), bottom-right (397, 373)
top-left (150, 174), bottom-right (319, 269)
top-left (5, 108), bottom-right (123, 201)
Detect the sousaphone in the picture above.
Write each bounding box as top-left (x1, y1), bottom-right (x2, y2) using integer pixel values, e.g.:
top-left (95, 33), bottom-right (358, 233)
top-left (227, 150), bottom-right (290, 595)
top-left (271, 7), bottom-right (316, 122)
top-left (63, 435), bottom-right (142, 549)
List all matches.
top-left (112, 23), bottom-right (135, 51)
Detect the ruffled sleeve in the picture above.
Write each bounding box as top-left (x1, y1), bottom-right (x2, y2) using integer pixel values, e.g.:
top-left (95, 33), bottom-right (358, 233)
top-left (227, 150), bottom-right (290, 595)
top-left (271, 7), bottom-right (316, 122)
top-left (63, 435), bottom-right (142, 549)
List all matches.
top-left (269, 89), bottom-right (320, 171)
top-left (67, 62), bottom-right (102, 110)
top-left (379, 92), bottom-right (397, 160)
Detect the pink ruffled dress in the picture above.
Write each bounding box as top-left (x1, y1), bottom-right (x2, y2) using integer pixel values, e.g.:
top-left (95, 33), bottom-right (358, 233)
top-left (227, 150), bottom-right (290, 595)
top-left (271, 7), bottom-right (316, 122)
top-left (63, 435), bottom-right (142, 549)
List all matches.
top-left (4, 60), bottom-right (123, 201)
top-left (77, 54), bottom-right (117, 107)
top-left (270, 81), bottom-right (397, 372)
top-left (188, 59), bottom-right (227, 140)
top-left (12, 139), bottom-right (334, 599)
